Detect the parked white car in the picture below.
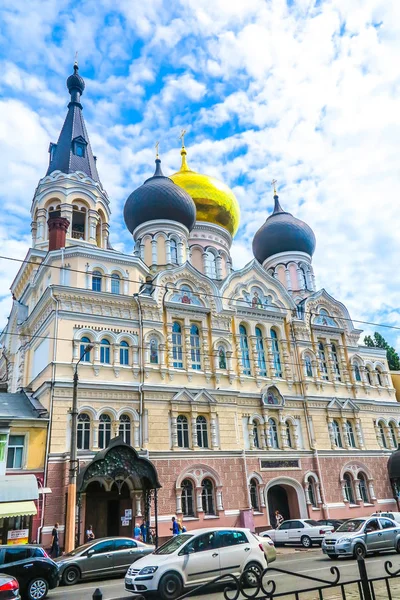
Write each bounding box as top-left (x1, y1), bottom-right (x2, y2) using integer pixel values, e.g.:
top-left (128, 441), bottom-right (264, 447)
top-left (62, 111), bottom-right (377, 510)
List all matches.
top-left (260, 519), bottom-right (334, 548)
top-left (125, 527), bottom-right (276, 599)
top-left (372, 512), bottom-right (400, 524)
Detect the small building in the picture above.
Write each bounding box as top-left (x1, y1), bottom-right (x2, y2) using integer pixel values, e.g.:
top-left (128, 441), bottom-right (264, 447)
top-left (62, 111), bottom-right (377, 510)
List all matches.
top-left (0, 390), bottom-right (49, 543)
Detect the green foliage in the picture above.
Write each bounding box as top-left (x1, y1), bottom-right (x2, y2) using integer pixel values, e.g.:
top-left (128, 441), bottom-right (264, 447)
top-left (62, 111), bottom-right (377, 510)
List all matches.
top-left (364, 332), bottom-right (400, 371)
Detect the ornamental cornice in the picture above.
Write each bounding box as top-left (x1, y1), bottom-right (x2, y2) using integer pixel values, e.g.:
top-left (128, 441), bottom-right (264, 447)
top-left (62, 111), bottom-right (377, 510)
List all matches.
top-left (37, 170), bottom-right (108, 199)
top-left (54, 388), bottom-right (139, 401)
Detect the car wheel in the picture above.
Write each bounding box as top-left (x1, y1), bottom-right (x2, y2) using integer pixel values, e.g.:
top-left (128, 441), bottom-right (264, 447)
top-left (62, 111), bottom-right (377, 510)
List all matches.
top-left (354, 543), bottom-right (366, 559)
top-left (301, 535), bottom-right (312, 548)
top-left (158, 572), bottom-right (183, 600)
top-left (243, 562), bottom-right (263, 587)
top-left (63, 565), bottom-right (81, 586)
top-left (396, 539), bottom-right (400, 554)
top-left (27, 578), bottom-right (48, 600)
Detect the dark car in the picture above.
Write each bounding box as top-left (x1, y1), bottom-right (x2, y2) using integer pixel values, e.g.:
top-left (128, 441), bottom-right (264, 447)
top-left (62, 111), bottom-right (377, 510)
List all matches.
top-left (0, 546), bottom-right (59, 600)
top-left (54, 537), bottom-right (155, 586)
top-left (0, 574), bottom-right (20, 600)
top-left (317, 519), bottom-right (345, 531)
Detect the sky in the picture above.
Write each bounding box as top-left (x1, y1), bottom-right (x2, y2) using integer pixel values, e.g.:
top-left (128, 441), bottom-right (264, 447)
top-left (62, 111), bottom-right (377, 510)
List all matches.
top-left (0, 0), bottom-right (399, 349)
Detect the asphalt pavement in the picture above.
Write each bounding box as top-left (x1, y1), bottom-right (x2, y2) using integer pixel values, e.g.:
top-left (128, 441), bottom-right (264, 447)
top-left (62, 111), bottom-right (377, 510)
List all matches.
top-left (46, 548), bottom-right (400, 600)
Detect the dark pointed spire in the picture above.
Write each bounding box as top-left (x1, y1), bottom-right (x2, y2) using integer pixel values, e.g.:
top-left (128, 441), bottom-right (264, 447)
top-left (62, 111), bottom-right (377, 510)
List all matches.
top-left (272, 193), bottom-right (286, 215)
top-left (46, 63), bottom-right (101, 185)
top-left (153, 158), bottom-right (164, 177)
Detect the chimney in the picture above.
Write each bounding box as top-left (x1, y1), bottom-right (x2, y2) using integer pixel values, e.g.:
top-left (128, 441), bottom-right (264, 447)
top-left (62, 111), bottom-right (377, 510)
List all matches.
top-left (48, 216), bottom-right (70, 251)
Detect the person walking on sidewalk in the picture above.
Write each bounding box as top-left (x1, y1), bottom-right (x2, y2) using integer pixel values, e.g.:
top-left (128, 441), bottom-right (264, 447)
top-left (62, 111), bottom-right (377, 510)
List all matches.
top-left (275, 510), bottom-right (284, 528)
top-left (51, 523), bottom-right (60, 558)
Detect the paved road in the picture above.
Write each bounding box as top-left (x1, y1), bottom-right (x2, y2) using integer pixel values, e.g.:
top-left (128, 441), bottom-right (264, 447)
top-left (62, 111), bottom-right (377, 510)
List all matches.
top-left (47, 549), bottom-right (400, 599)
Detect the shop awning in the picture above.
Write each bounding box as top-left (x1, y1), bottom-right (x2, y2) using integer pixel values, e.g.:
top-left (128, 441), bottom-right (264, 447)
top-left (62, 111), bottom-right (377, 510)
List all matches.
top-left (0, 475), bottom-right (39, 502)
top-left (0, 501), bottom-right (37, 518)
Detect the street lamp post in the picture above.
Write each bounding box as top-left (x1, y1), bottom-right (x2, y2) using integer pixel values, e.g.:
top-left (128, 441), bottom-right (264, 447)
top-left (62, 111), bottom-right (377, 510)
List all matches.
top-left (64, 344), bottom-right (93, 553)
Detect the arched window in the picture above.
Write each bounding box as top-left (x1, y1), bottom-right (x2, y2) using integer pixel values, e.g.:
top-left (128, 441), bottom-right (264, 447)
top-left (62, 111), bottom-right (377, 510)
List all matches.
top-left (77, 413), bottom-right (90, 450)
top-left (80, 336), bottom-right (91, 362)
top-left (345, 420), bottom-right (356, 448)
top-left (255, 327), bottom-right (267, 377)
top-left (252, 421), bottom-right (260, 449)
top-left (331, 343), bottom-right (341, 381)
top-left (270, 329), bottom-right (282, 377)
top-left (269, 418), bottom-right (279, 449)
top-left (100, 339), bottom-right (111, 364)
top-left (318, 342), bottom-right (328, 380)
top-left (190, 324), bottom-right (201, 370)
top-left (305, 355), bottom-right (313, 377)
top-left (196, 416), bottom-right (208, 448)
top-left (71, 205), bottom-right (86, 239)
top-left (358, 473), bottom-right (369, 503)
top-left (170, 239), bottom-right (178, 264)
top-left (239, 324), bottom-right (251, 375)
top-left (218, 346), bottom-right (226, 369)
top-left (378, 421), bottom-right (387, 448)
top-left (111, 273), bottom-right (121, 294)
top-left (177, 415), bottom-right (189, 448)
top-left (286, 421), bottom-right (293, 448)
top-left (172, 322), bottom-right (183, 368)
top-left (92, 270), bottom-right (102, 292)
top-left (389, 423), bottom-right (397, 448)
top-left (150, 338), bottom-right (159, 364)
top-left (120, 341), bottom-right (129, 365)
top-left (206, 250), bottom-right (217, 278)
top-left (99, 414), bottom-right (111, 449)
top-left (343, 473), bottom-right (355, 504)
top-left (332, 420), bottom-right (343, 448)
top-left (119, 414), bottom-right (131, 445)
top-left (376, 369), bottom-right (383, 386)
top-left (354, 363), bottom-right (361, 382)
top-left (307, 476), bottom-right (317, 507)
top-left (201, 478), bottom-right (215, 515)
top-left (366, 367), bottom-right (372, 385)
top-left (182, 479), bottom-right (194, 517)
top-left (249, 478), bottom-right (259, 511)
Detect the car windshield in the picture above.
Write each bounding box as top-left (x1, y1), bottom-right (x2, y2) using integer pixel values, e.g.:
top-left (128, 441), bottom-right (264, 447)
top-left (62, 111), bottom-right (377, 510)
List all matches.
top-left (336, 520), bottom-right (364, 533)
top-left (154, 534), bottom-right (193, 555)
top-left (65, 542), bottom-right (95, 557)
top-left (304, 520), bottom-right (319, 526)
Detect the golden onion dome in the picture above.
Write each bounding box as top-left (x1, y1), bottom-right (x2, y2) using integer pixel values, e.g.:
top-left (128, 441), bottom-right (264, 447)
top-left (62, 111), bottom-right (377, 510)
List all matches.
top-left (170, 146), bottom-right (240, 237)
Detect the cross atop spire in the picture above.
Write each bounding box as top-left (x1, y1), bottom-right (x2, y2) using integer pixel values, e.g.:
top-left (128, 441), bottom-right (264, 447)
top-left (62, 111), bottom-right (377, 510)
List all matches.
top-left (179, 129), bottom-right (186, 148)
top-left (155, 141), bottom-right (160, 159)
top-left (271, 179), bottom-right (277, 195)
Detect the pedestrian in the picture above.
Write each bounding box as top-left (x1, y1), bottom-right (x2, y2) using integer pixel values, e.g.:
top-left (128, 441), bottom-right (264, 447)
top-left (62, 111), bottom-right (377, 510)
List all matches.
top-left (140, 520), bottom-right (147, 543)
top-left (134, 523), bottom-right (141, 540)
top-left (170, 516), bottom-right (180, 536)
top-left (86, 524), bottom-right (95, 542)
top-left (51, 523), bottom-right (60, 558)
top-left (274, 510), bottom-right (284, 528)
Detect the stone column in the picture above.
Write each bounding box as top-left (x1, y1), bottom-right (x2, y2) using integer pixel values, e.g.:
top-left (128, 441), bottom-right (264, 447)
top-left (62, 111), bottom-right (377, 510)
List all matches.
top-left (264, 420), bottom-right (272, 449)
top-left (258, 485), bottom-right (266, 508)
top-left (88, 210), bottom-right (98, 243)
top-left (133, 421), bottom-right (140, 449)
top-left (368, 480), bottom-right (376, 501)
top-left (151, 239), bottom-right (157, 266)
top-left (316, 484), bottom-right (322, 505)
top-left (374, 421), bottom-right (384, 449)
top-left (216, 255), bottom-right (223, 279)
top-left (196, 487), bottom-right (203, 514)
top-left (284, 268), bottom-right (292, 291)
top-left (36, 208), bottom-right (47, 242)
top-left (250, 336), bottom-right (260, 378)
top-left (355, 419), bottom-right (365, 449)
top-left (73, 341), bottom-right (79, 360)
top-left (304, 483), bottom-right (311, 505)
top-left (139, 243), bottom-right (145, 261)
top-left (296, 266), bottom-right (305, 291)
top-left (216, 488), bottom-right (223, 511)
top-left (178, 240), bottom-right (184, 265)
top-left (341, 480), bottom-right (348, 503)
top-left (191, 416), bottom-right (198, 449)
top-left (354, 480), bottom-right (362, 502)
top-left (135, 494), bottom-right (142, 518)
top-left (171, 414), bottom-right (178, 449)
top-left (279, 415), bottom-right (288, 449)
top-left (92, 420), bottom-right (99, 450)
top-left (210, 416), bottom-right (218, 450)
top-left (202, 252), bottom-right (209, 277)
top-left (112, 420), bottom-right (119, 438)
top-left (176, 490), bottom-right (182, 514)
top-left (327, 420), bottom-right (336, 449)
top-left (165, 239), bottom-right (171, 264)
top-left (248, 423), bottom-right (255, 450)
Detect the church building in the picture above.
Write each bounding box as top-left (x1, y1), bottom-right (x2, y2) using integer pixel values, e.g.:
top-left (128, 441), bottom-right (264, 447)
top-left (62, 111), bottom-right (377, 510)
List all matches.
top-left (1, 64), bottom-right (400, 547)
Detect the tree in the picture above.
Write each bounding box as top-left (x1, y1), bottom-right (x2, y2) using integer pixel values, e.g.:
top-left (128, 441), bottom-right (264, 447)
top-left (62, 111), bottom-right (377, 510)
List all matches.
top-left (364, 332), bottom-right (400, 371)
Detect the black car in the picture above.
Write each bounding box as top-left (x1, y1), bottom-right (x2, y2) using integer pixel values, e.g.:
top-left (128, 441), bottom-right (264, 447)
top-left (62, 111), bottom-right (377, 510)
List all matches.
top-left (0, 546), bottom-right (59, 600)
top-left (317, 519), bottom-right (345, 531)
top-left (0, 574), bottom-right (20, 600)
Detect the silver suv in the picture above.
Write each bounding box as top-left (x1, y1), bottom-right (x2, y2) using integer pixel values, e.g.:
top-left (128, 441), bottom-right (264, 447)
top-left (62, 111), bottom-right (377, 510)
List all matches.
top-left (322, 517), bottom-right (400, 559)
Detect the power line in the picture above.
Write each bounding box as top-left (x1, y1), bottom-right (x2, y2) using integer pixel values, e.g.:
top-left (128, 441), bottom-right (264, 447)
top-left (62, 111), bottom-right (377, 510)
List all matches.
top-left (0, 252), bottom-right (399, 333)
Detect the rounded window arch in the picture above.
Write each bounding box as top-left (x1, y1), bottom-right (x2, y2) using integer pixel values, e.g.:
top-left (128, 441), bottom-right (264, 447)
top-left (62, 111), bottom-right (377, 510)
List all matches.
top-left (92, 270), bottom-right (102, 292)
top-left (205, 249), bottom-right (217, 279)
top-left (366, 367), bottom-right (373, 385)
top-left (307, 475), bottom-right (317, 507)
top-left (172, 321), bottom-right (183, 368)
top-left (358, 472), bottom-right (370, 503)
top-left (99, 414), bottom-right (111, 449)
top-left (239, 324), bottom-right (251, 375)
top-left (270, 328), bottom-right (282, 377)
top-left (255, 327), bottom-right (267, 377)
top-left (377, 420), bottom-right (387, 448)
top-left (196, 415), bottom-right (209, 448)
top-left (79, 336), bottom-right (92, 363)
top-left (149, 338), bottom-right (159, 365)
top-left (343, 472), bottom-right (355, 504)
top-left (181, 479), bottom-right (195, 517)
top-left (318, 342), bottom-right (328, 380)
top-left (304, 354), bottom-right (313, 378)
top-left (71, 205), bottom-right (86, 240)
top-left (100, 339), bottom-right (111, 364)
top-left (120, 340), bottom-right (129, 365)
top-left (331, 343), bottom-right (341, 381)
top-left (111, 273), bottom-right (121, 294)
top-left (353, 361), bottom-right (362, 382)
top-left (119, 414), bottom-right (131, 445)
top-left (389, 422), bottom-right (397, 448)
top-left (77, 413), bottom-right (91, 450)
top-left (376, 368), bottom-right (383, 387)
top-left (170, 238), bottom-right (178, 264)
top-left (252, 419), bottom-right (261, 449)
top-left (217, 345), bottom-right (227, 369)
top-left (177, 415), bottom-right (189, 448)
top-left (190, 324), bottom-right (201, 370)
top-left (285, 420), bottom-right (294, 448)
top-left (332, 420), bottom-right (343, 448)
top-left (268, 417), bottom-right (279, 448)
top-left (201, 478), bottom-right (215, 515)
top-left (249, 478), bottom-right (259, 511)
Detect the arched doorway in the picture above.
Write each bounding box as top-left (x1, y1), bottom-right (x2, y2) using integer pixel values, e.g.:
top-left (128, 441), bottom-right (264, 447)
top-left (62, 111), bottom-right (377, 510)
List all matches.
top-left (266, 477), bottom-right (308, 527)
top-left (85, 481), bottom-right (131, 539)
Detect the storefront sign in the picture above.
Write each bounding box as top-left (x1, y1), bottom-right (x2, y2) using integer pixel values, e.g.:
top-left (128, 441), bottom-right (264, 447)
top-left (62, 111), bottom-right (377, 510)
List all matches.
top-left (125, 509), bottom-right (132, 519)
top-left (7, 529), bottom-right (29, 545)
top-left (260, 459), bottom-right (300, 470)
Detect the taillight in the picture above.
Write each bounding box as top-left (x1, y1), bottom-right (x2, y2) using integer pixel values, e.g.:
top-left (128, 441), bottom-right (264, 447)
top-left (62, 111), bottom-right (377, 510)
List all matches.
top-left (0, 579), bottom-right (19, 591)
top-left (259, 543), bottom-right (265, 552)
top-left (320, 530), bottom-right (327, 535)
top-left (43, 550), bottom-right (49, 558)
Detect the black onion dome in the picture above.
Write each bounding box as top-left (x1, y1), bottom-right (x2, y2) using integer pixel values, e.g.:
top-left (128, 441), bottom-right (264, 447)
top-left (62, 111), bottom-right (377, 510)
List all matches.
top-left (67, 63), bottom-right (85, 94)
top-left (388, 445), bottom-right (400, 479)
top-left (124, 158), bottom-right (197, 234)
top-left (253, 194), bottom-right (316, 264)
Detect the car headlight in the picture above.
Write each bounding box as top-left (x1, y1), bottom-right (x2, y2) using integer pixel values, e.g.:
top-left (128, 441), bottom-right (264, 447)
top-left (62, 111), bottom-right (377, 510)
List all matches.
top-left (338, 538), bottom-right (351, 544)
top-left (139, 566), bottom-right (158, 575)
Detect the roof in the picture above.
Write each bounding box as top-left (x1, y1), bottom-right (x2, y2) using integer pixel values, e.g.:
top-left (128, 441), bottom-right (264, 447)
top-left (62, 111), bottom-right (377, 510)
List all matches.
top-left (46, 64), bottom-right (101, 185)
top-left (0, 391), bottom-right (48, 420)
top-left (0, 475), bottom-right (39, 502)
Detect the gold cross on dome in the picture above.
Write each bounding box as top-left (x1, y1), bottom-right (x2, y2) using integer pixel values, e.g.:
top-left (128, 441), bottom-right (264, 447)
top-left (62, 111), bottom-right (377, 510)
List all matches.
top-left (271, 179), bottom-right (277, 194)
top-left (155, 141), bottom-right (160, 159)
top-left (179, 129), bottom-right (187, 147)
